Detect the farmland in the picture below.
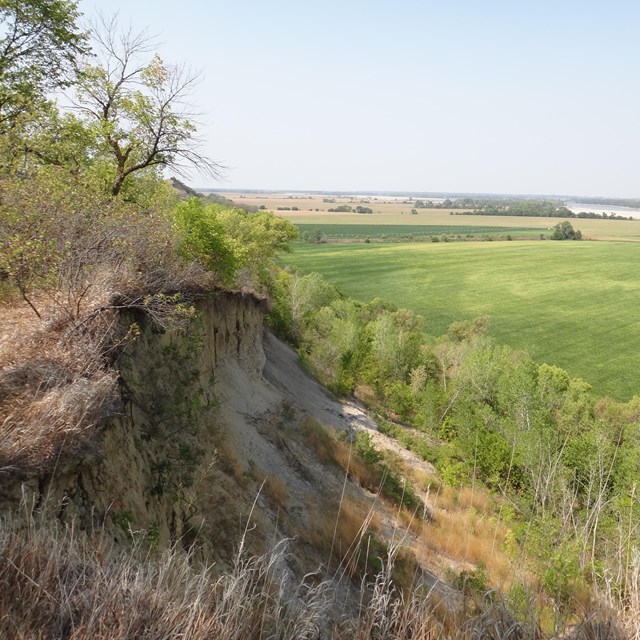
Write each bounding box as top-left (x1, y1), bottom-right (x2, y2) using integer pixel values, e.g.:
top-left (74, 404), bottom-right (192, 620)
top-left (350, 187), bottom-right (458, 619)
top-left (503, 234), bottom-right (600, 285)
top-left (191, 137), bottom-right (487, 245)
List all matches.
top-left (295, 223), bottom-right (542, 241)
top-left (281, 240), bottom-right (640, 400)
top-left (221, 192), bottom-right (640, 241)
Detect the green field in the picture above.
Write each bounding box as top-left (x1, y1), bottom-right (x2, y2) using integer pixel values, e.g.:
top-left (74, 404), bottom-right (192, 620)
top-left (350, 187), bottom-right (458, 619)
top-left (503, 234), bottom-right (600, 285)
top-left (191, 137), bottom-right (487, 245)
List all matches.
top-left (281, 240), bottom-right (640, 400)
top-left (295, 223), bottom-right (541, 240)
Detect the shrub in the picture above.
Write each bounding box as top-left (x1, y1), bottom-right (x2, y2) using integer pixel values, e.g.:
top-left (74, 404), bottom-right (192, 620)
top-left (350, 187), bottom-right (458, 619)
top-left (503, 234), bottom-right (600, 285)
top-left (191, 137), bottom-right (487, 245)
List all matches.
top-left (173, 198), bottom-right (238, 283)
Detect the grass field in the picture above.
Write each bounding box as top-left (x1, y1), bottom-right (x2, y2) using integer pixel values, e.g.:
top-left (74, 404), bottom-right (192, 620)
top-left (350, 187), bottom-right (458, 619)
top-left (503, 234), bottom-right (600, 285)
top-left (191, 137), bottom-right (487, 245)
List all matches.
top-left (281, 240), bottom-right (640, 400)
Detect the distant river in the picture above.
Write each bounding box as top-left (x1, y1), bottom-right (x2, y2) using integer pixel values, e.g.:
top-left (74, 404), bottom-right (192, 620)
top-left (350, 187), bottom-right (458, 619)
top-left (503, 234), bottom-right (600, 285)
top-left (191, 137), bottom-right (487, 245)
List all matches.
top-left (566, 201), bottom-right (640, 219)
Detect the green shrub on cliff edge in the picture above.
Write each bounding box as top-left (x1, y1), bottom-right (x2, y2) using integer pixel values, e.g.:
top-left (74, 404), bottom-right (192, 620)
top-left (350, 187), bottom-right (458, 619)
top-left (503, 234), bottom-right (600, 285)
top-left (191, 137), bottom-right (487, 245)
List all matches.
top-left (173, 197), bottom-right (298, 289)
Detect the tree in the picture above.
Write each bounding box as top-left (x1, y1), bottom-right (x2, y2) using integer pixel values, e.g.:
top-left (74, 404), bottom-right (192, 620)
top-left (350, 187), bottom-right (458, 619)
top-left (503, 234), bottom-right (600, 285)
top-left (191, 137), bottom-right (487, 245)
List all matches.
top-left (0, 0), bottom-right (87, 134)
top-left (73, 17), bottom-right (222, 197)
top-left (551, 221), bottom-right (582, 240)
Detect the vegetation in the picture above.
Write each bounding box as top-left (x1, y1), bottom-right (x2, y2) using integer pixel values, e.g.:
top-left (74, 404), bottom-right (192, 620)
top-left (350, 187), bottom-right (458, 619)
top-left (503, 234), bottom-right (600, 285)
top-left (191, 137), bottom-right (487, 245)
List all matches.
top-left (73, 16), bottom-right (222, 196)
top-left (415, 197), bottom-right (633, 220)
top-left (3, 2), bottom-right (640, 638)
top-left (236, 194), bottom-right (640, 242)
top-left (0, 3), bottom-right (298, 484)
top-left (295, 223), bottom-right (541, 241)
top-left (4, 518), bottom-right (633, 639)
top-left (551, 221), bottom-right (582, 240)
top-left (269, 267), bottom-right (640, 630)
top-left (0, 0), bottom-right (88, 136)
top-left (571, 195), bottom-right (640, 208)
top-left (281, 240), bottom-right (640, 399)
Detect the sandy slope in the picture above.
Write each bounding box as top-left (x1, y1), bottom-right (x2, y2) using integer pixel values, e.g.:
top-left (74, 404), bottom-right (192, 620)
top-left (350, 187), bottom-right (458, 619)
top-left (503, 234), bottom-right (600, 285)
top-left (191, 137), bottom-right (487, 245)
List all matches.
top-left (262, 331), bottom-right (436, 477)
top-left (212, 329), bottom-right (449, 600)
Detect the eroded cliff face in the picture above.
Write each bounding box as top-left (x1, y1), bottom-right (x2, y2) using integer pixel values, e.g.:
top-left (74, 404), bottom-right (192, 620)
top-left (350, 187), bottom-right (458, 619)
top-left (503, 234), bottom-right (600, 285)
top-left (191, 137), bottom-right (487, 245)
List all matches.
top-left (1, 285), bottom-right (420, 591)
top-left (1, 291), bottom-right (270, 555)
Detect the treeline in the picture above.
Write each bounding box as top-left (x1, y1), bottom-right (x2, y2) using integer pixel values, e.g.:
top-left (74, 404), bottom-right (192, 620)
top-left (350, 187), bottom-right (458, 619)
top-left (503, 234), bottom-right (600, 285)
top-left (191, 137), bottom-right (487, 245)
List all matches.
top-left (327, 205), bottom-right (373, 214)
top-left (572, 196), bottom-right (640, 208)
top-left (463, 202), bottom-right (633, 220)
top-left (269, 270), bottom-right (640, 614)
top-left (415, 198), bottom-right (633, 220)
top-left (416, 198), bottom-right (575, 216)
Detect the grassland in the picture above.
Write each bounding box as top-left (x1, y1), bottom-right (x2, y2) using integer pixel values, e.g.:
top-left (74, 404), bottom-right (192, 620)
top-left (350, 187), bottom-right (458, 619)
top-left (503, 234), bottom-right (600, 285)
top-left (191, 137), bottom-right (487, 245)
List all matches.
top-left (281, 240), bottom-right (640, 400)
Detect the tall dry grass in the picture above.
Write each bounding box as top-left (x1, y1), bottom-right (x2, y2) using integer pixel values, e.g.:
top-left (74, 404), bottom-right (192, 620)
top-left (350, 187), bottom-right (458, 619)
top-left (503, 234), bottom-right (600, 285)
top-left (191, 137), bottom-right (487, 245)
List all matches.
top-left (0, 307), bottom-right (121, 478)
top-left (0, 514), bottom-right (630, 640)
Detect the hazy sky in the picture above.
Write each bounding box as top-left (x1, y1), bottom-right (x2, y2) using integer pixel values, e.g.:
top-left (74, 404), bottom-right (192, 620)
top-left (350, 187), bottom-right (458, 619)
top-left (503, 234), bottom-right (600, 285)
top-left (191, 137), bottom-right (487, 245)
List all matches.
top-left (79, 0), bottom-right (640, 197)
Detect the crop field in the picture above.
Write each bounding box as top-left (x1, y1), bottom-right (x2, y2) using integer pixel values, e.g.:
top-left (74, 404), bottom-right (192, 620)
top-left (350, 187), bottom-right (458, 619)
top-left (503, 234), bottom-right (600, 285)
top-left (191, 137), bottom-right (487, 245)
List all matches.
top-left (295, 223), bottom-right (542, 240)
top-left (221, 192), bottom-right (640, 241)
top-left (281, 240), bottom-right (640, 400)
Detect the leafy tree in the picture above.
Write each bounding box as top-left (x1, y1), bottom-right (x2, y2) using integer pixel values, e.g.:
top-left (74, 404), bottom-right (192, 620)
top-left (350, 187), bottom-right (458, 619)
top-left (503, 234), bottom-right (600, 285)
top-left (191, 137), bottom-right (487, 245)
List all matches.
top-left (447, 315), bottom-right (490, 342)
top-left (73, 17), bottom-right (222, 197)
top-left (214, 205), bottom-right (298, 284)
top-left (172, 198), bottom-right (239, 284)
top-left (551, 220), bottom-right (582, 240)
top-left (0, 0), bottom-right (87, 134)
top-left (173, 199), bottom-right (297, 287)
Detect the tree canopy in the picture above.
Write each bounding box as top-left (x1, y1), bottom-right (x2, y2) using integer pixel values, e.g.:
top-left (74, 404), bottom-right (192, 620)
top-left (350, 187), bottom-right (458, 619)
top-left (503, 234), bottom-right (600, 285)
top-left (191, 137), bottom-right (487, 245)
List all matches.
top-left (73, 17), bottom-right (222, 196)
top-left (551, 220), bottom-right (582, 240)
top-left (0, 0), bottom-right (87, 133)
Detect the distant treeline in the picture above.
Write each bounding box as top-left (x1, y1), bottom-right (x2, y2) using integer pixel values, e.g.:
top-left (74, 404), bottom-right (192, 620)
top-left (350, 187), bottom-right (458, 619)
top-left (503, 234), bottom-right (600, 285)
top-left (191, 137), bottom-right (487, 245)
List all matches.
top-left (571, 196), bottom-right (640, 208)
top-left (413, 198), bottom-right (633, 220)
top-left (327, 205), bottom-right (373, 214)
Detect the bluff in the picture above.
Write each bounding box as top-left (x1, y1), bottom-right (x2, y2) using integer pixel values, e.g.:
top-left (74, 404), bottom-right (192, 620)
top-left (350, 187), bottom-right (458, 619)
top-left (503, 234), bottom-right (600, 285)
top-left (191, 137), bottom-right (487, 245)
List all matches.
top-left (0, 289), bottom-right (406, 578)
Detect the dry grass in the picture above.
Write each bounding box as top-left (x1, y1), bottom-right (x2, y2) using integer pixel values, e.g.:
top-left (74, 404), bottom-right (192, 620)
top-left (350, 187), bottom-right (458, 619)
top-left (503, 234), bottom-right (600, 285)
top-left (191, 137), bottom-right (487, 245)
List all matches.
top-left (264, 474), bottom-right (290, 511)
top-left (0, 514), bottom-right (629, 640)
top-left (0, 302), bottom-right (121, 477)
top-left (0, 183), bottom-right (215, 480)
top-left (410, 468), bottom-right (442, 493)
top-left (416, 484), bottom-right (515, 590)
top-left (300, 492), bottom-right (382, 577)
top-left (0, 520), bottom-right (334, 640)
top-left (454, 485), bottom-right (492, 512)
top-left (298, 417), bottom-right (382, 496)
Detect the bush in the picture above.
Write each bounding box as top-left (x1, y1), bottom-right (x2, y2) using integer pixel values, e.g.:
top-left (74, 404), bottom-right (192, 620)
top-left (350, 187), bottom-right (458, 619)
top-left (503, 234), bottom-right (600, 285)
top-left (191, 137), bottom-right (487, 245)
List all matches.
top-left (173, 198), bottom-right (238, 283)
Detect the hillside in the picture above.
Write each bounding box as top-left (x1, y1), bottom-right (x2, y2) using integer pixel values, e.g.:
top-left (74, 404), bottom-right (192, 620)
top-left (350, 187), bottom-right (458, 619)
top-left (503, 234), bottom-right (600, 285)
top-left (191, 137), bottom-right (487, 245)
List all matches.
top-left (1, 2), bottom-right (639, 636)
top-left (0, 288), bottom-right (489, 636)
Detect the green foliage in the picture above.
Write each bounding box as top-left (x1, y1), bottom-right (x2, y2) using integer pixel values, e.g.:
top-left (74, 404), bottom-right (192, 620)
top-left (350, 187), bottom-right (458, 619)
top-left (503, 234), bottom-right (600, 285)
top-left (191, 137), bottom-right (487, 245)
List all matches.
top-left (447, 315), bottom-right (490, 342)
top-left (457, 562), bottom-right (489, 593)
top-left (350, 431), bottom-right (420, 510)
top-left (112, 509), bottom-right (134, 533)
top-left (214, 205), bottom-right (298, 284)
top-left (270, 264), bottom-right (640, 609)
top-left (294, 223), bottom-right (539, 241)
top-left (282, 240), bottom-right (640, 399)
top-left (173, 198), bottom-right (238, 283)
top-left (541, 545), bottom-right (582, 613)
top-left (173, 198), bottom-right (297, 287)
top-left (0, 0), bottom-right (88, 134)
top-left (384, 381), bottom-right (414, 420)
top-left (551, 220), bottom-right (582, 240)
top-left (353, 431), bottom-right (383, 465)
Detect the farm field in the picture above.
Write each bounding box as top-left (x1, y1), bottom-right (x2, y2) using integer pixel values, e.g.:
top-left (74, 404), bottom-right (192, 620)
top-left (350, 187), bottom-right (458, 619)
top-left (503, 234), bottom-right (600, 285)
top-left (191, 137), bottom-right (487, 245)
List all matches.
top-left (281, 240), bottom-right (640, 400)
top-left (295, 223), bottom-right (542, 240)
top-left (220, 192), bottom-right (640, 241)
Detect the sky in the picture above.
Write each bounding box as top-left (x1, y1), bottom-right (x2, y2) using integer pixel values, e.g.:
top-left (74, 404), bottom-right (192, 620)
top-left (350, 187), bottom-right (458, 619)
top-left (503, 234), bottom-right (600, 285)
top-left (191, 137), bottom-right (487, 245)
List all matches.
top-left (79, 0), bottom-right (640, 197)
